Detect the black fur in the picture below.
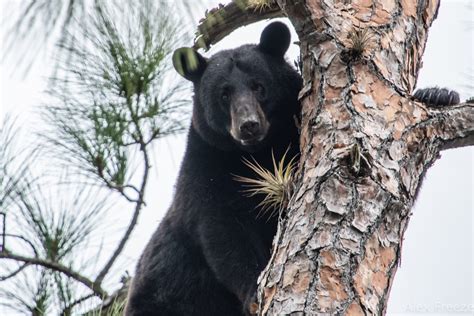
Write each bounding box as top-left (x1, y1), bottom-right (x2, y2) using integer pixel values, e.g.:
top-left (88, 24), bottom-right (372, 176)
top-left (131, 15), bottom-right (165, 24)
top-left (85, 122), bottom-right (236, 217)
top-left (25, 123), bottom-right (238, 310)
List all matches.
top-left (414, 87), bottom-right (460, 106)
top-left (125, 22), bottom-right (302, 316)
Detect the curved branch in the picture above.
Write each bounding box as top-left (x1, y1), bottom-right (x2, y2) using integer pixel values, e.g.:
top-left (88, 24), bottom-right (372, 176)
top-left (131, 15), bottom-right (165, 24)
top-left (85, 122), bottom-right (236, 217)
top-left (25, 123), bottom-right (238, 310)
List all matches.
top-left (0, 251), bottom-right (108, 298)
top-left (95, 94), bottom-right (151, 285)
top-left (193, 0), bottom-right (283, 50)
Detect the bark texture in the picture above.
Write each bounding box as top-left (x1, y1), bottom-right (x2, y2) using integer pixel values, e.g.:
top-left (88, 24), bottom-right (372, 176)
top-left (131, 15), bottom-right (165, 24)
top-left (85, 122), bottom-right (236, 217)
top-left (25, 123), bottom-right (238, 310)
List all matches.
top-left (256, 0), bottom-right (474, 314)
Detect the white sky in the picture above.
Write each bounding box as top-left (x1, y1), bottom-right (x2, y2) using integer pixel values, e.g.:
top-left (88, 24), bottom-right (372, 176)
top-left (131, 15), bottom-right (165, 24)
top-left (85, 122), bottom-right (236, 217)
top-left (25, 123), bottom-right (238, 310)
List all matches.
top-left (0, 0), bottom-right (473, 315)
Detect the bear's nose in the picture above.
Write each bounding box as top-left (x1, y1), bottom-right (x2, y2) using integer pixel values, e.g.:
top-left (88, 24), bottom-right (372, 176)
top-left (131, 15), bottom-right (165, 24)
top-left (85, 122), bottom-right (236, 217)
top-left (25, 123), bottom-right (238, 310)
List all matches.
top-left (239, 120), bottom-right (260, 138)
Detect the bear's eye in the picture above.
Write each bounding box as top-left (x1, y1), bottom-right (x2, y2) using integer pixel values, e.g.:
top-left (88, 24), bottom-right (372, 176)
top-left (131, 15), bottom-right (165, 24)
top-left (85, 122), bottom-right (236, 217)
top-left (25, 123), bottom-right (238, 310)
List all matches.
top-left (221, 87), bottom-right (231, 102)
top-left (251, 83), bottom-right (265, 96)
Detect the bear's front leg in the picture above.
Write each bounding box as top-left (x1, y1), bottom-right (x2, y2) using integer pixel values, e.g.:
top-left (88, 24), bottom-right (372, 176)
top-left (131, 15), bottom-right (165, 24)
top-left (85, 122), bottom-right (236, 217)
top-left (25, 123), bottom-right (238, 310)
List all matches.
top-left (198, 216), bottom-right (269, 315)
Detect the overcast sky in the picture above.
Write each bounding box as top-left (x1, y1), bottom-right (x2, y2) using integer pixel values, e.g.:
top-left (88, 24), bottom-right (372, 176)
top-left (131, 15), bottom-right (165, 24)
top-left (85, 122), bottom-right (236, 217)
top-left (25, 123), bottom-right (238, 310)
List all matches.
top-left (0, 0), bottom-right (472, 315)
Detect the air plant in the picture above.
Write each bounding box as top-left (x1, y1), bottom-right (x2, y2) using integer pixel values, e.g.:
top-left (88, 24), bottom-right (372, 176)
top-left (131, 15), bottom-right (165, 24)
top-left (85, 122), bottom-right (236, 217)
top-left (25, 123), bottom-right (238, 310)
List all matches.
top-left (345, 26), bottom-right (374, 60)
top-left (235, 150), bottom-right (297, 218)
top-left (244, 0), bottom-right (275, 12)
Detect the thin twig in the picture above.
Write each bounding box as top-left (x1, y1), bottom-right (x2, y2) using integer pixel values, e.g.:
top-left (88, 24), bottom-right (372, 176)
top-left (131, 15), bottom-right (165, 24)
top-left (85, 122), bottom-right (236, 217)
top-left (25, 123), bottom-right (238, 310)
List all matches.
top-left (60, 293), bottom-right (96, 315)
top-left (0, 251), bottom-right (108, 298)
top-left (3, 233), bottom-right (39, 257)
top-left (0, 263), bottom-right (30, 281)
top-left (102, 178), bottom-right (140, 203)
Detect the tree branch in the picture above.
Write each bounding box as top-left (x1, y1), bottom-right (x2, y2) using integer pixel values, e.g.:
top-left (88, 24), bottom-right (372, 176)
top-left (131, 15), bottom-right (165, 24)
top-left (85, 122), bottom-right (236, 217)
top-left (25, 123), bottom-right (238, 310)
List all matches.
top-left (426, 103), bottom-right (474, 150)
top-left (399, 102), bottom-right (474, 159)
top-left (94, 154), bottom-right (149, 284)
top-left (193, 0), bottom-right (283, 50)
top-left (0, 263), bottom-right (29, 281)
top-left (95, 95), bottom-right (151, 284)
top-left (102, 178), bottom-right (141, 203)
top-left (0, 251), bottom-right (108, 298)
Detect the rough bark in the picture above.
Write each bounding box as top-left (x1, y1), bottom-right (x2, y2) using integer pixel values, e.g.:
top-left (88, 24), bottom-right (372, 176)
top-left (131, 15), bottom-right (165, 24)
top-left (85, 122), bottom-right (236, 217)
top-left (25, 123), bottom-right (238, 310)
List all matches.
top-left (193, 0), bottom-right (284, 50)
top-left (254, 0), bottom-right (474, 314)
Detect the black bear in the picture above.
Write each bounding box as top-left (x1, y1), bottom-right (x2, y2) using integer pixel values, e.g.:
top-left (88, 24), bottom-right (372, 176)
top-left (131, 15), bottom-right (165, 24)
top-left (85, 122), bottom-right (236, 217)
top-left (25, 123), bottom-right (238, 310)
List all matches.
top-left (125, 22), bottom-right (302, 316)
top-left (125, 19), bottom-right (461, 316)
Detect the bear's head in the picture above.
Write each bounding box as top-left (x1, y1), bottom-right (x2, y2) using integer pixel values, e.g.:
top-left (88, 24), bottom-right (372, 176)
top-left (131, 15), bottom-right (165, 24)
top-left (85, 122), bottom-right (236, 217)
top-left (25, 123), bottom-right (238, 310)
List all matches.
top-left (173, 22), bottom-right (302, 152)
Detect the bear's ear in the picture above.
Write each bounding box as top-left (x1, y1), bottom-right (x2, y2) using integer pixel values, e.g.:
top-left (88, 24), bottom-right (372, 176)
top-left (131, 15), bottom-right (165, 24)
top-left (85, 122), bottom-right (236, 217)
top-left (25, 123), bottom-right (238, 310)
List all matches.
top-left (172, 47), bottom-right (207, 82)
top-left (258, 21), bottom-right (291, 59)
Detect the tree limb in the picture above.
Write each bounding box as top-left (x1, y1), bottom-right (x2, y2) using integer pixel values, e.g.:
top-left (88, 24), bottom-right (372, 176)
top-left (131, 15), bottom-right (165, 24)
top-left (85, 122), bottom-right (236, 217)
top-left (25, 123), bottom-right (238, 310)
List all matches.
top-left (193, 0), bottom-right (283, 50)
top-left (427, 103), bottom-right (474, 150)
top-left (399, 102), bottom-right (474, 160)
top-left (94, 97), bottom-right (151, 285)
top-left (0, 251), bottom-right (108, 298)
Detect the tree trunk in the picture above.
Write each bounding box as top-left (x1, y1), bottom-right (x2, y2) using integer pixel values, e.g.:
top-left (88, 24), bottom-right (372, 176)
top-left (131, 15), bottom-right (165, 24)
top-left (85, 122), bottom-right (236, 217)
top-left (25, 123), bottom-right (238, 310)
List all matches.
top-left (254, 0), bottom-right (474, 314)
top-left (195, 0), bottom-right (473, 314)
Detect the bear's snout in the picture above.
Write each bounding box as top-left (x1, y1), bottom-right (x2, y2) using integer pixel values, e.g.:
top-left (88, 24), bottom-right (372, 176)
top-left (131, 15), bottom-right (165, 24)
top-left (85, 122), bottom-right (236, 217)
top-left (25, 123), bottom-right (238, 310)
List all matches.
top-left (229, 95), bottom-right (269, 147)
top-left (240, 120), bottom-right (260, 139)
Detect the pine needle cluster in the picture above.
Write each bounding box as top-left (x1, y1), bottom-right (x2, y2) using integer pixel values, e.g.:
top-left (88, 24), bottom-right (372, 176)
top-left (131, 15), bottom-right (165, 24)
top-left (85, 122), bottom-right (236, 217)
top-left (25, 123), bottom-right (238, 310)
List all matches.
top-left (42, 0), bottom-right (188, 189)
